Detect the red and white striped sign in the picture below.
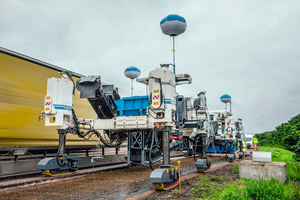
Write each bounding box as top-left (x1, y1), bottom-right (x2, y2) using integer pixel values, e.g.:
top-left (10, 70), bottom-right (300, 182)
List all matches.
top-left (153, 95), bottom-right (159, 99)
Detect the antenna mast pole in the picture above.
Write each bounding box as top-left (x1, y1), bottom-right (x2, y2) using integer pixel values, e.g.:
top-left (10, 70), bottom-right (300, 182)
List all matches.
top-left (131, 79), bottom-right (133, 96)
top-left (172, 36), bottom-right (176, 75)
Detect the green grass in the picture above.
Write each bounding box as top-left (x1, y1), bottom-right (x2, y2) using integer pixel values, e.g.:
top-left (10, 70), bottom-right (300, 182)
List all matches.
top-left (259, 146), bottom-right (300, 181)
top-left (190, 175), bottom-right (227, 199)
top-left (231, 161), bottom-right (239, 174)
top-left (189, 146), bottom-right (300, 199)
top-left (220, 178), bottom-right (300, 200)
top-left (191, 146), bottom-right (300, 200)
top-left (191, 175), bottom-right (300, 200)
top-left (259, 146), bottom-right (295, 162)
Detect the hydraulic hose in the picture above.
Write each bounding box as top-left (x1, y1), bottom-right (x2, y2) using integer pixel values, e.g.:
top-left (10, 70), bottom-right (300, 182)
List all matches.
top-left (73, 107), bottom-right (125, 147)
top-left (72, 109), bottom-right (81, 136)
top-left (90, 129), bottom-right (125, 147)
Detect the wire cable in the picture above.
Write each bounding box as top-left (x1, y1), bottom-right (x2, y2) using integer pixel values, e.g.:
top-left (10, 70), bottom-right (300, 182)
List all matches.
top-left (0, 149), bottom-right (14, 160)
top-left (27, 151), bottom-right (41, 160)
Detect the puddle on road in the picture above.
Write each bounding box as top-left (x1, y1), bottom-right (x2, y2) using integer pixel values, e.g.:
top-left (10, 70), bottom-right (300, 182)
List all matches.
top-left (0, 156), bottom-right (227, 200)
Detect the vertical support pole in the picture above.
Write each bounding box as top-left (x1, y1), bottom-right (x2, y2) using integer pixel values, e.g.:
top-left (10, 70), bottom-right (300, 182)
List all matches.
top-left (202, 135), bottom-right (207, 157)
top-left (163, 131), bottom-right (170, 165)
top-left (86, 149), bottom-right (89, 157)
top-left (172, 36), bottom-right (179, 129)
top-left (172, 36), bottom-right (176, 75)
top-left (141, 131), bottom-right (145, 165)
top-left (116, 146), bottom-right (118, 155)
top-left (102, 147), bottom-right (105, 156)
top-left (239, 141), bottom-right (243, 152)
top-left (127, 131), bottom-right (131, 165)
top-left (44, 150), bottom-right (47, 158)
top-left (14, 155), bottom-right (18, 161)
top-left (131, 79), bottom-right (133, 96)
top-left (58, 133), bottom-right (65, 155)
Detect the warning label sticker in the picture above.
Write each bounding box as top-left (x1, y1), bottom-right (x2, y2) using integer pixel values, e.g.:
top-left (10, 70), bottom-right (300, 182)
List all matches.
top-left (153, 95), bottom-right (159, 99)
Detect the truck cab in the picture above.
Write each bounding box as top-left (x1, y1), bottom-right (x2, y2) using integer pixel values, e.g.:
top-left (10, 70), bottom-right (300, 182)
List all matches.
top-left (244, 133), bottom-right (253, 148)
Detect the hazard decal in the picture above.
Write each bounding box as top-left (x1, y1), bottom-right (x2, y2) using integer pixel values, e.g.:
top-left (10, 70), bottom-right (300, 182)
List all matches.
top-left (153, 95), bottom-right (160, 99)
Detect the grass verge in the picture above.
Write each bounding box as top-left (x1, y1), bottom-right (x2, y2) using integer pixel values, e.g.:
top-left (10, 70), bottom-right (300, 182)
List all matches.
top-left (190, 175), bottom-right (300, 200)
top-left (220, 178), bottom-right (300, 200)
top-left (259, 146), bottom-right (300, 181)
top-left (189, 146), bottom-right (300, 200)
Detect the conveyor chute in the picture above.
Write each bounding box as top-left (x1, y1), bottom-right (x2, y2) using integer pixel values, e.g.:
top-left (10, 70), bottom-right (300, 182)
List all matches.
top-left (76, 76), bottom-right (120, 119)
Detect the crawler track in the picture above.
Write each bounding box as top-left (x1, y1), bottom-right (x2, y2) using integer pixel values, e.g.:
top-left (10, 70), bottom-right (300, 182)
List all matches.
top-left (0, 156), bottom-right (227, 200)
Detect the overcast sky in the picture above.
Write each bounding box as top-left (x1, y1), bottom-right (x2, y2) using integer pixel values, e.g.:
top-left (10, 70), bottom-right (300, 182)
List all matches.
top-left (1, 0), bottom-right (300, 134)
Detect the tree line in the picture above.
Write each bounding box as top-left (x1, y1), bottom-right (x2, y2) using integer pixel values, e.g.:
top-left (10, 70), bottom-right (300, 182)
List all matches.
top-left (254, 114), bottom-right (300, 161)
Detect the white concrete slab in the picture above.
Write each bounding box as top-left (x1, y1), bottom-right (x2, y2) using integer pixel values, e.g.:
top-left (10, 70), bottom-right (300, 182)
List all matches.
top-left (239, 160), bottom-right (287, 183)
top-left (252, 151), bottom-right (272, 162)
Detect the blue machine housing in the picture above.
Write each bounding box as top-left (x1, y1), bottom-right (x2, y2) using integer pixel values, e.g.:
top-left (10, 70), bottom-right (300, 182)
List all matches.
top-left (115, 96), bottom-right (149, 116)
top-left (206, 142), bottom-right (237, 154)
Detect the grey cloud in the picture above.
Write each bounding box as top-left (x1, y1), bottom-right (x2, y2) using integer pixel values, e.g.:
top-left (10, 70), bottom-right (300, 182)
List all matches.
top-left (0, 0), bottom-right (300, 133)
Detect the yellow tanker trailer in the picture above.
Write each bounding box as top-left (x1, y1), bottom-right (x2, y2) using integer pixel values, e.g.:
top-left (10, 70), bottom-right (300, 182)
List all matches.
top-left (0, 47), bottom-right (98, 157)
